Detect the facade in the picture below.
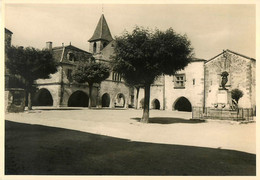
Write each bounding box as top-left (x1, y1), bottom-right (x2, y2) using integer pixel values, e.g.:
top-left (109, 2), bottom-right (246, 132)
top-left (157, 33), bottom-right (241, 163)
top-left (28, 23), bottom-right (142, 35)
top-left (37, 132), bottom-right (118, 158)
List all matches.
top-left (204, 50), bottom-right (256, 110)
top-left (34, 43), bottom-right (95, 107)
top-left (5, 14), bottom-right (256, 112)
top-left (33, 14), bottom-right (133, 108)
top-left (165, 59), bottom-right (206, 111)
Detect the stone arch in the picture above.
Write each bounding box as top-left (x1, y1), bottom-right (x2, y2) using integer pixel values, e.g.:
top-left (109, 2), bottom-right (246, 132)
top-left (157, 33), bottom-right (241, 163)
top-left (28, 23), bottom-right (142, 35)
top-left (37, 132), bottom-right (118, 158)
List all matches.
top-left (68, 91), bottom-right (89, 107)
top-left (139, 98), bottom-right (144, 109)
top-left (102, 93), bottom-right (110, 107)
top-left (152, 99), bottom-right (160, 109)
top-left (33, 88), bottom-right (53, 106)
top-left (115, 93), bottom-right (125, 108)
top-left (173, 96), bottom-right (192, 112)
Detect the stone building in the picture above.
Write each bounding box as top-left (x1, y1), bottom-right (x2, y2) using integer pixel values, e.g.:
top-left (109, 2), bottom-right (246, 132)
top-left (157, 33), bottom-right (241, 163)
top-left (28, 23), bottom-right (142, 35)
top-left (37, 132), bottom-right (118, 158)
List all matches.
top-left (33, 14), bottom-right (133, 108)
top-left (34, 43), bottom-right (95, 107)
top-left (87, 14), bottom-right (134, 108)
top-left (137, 58), bottom-right (206, 111)
top-left (137, 50), bottom-right (255, 112)
top-left (6, 14), bottom-right (256, 112)
top-left (204, 49), bottom-right (256, 110)
top-left (164, 58), bottom-right (206, 111)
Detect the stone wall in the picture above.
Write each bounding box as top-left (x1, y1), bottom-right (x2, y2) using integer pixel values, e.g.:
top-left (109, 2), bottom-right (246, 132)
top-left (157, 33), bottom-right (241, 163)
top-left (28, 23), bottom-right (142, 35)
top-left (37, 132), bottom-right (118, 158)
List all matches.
top-left (164, 61), bottom-right (205, 110)
top-left (137, 84), bottom-right (164, 110)
top-left (5, 89), bottom-right (25, 112)
top-left (204, 51), bottom-right (255, 109)
top-left (99, 80), bottom-right (130, 108)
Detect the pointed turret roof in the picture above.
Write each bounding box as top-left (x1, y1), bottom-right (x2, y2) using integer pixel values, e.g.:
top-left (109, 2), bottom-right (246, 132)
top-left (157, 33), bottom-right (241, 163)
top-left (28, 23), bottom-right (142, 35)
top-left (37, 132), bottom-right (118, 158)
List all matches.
top-left (88, 14), bottom-right (113, 42)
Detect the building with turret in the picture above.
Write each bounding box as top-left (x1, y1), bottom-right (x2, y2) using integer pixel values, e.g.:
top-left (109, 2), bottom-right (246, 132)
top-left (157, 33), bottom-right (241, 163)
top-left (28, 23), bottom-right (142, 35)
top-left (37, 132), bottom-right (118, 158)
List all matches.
top-left (6, 14), bottom-right (256, 114)
top-left (32, 14), bottom-right (134, 108)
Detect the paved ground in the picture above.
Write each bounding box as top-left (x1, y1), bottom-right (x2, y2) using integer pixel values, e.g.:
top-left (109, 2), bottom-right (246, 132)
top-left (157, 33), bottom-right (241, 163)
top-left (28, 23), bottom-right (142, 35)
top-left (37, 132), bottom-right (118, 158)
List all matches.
top-left (5, 107), bottom-right (256, 154)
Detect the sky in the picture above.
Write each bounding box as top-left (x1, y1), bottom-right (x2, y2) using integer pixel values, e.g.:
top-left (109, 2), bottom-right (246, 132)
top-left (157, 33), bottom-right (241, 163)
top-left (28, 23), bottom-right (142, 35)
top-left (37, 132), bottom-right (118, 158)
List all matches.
top-left (4, 3), bottom-right (256, 60)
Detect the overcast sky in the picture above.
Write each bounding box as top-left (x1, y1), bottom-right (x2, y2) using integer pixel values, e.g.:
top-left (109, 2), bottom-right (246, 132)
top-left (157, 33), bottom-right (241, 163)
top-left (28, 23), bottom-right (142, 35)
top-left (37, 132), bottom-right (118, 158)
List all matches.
top-left (4, 3), bottom-right (256, 59)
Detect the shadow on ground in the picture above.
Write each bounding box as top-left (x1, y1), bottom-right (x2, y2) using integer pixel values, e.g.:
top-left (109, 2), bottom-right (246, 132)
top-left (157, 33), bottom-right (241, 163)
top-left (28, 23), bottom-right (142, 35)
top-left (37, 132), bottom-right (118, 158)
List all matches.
top-left (5, 120), bottom-right (255, 175)
top-left (32, 107), bottom-right (127, 111)
top-left (131, 117), bottom-right (205, 124)
top-left (30, 108), bottom-right (82, 111)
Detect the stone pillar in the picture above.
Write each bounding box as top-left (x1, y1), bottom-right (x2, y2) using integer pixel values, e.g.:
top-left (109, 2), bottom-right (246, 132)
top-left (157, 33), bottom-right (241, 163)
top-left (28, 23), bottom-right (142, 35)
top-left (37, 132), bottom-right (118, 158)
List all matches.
top-left (217, 89), bottom-right (231, 109)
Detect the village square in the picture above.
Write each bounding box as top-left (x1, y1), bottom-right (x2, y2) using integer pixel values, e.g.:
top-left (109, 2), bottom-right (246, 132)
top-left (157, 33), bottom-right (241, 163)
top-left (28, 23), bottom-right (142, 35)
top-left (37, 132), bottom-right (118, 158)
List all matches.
top-left (3, 3), bottom-right (256, 177)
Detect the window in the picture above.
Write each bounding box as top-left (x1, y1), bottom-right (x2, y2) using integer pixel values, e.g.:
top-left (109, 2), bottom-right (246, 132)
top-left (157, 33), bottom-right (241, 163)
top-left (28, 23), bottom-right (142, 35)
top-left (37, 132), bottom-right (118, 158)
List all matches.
top-left (67, 69), bottom-right (73, 82)
top-left (67, 52), bottom-right (75, 61)
top-left (103, 42), bottom-right (108, 48)
top-left (174, 74), bottom-right (185, 89)
top-left (112, 72), bottom-right (122, 82)
top-left (193, 78), bottom-right (195, 85)
top-left (93, 42), bottom-right (97, 53)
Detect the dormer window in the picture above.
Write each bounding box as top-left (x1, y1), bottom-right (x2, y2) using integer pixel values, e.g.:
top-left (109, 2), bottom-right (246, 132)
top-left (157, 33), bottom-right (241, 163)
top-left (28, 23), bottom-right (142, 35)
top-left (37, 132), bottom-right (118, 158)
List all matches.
top-left (67, 52), bottom-right (75, 61)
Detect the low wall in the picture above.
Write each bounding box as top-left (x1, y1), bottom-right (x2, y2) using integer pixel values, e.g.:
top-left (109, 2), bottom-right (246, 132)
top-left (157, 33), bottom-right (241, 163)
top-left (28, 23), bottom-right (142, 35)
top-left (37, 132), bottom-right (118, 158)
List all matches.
top-left (5, 89), bottom-right (26, 113)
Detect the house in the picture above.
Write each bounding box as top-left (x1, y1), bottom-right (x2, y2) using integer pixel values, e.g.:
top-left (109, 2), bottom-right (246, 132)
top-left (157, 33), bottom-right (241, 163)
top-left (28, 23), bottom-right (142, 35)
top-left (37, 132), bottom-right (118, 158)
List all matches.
top-left (6, 14), bottom-right (256, 113)
top-left (33, 14), bottom-right (134, 108)
top-left (204, 49), bottom-right (256, 111)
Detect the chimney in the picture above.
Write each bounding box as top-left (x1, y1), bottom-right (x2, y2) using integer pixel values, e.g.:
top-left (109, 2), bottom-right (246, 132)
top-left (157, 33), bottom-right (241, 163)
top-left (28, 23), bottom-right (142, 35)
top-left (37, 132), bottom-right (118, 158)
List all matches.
top-left (46, 41), bottom-right (52, 50)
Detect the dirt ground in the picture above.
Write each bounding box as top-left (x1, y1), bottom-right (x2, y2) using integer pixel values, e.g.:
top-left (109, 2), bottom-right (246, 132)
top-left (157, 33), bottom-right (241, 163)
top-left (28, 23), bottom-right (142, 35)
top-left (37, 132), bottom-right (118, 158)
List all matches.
top-left (5, 107), bottom-right (256, 154)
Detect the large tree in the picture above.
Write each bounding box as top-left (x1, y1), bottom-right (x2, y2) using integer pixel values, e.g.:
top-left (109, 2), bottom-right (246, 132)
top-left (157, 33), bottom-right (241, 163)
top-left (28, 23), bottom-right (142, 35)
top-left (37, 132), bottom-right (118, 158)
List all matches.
top-left (111, 27), bottom-right (193, 123)
top-left (72, 60), bottom-right (110, 108)
top-left (6, 46), bottom-right (58, 110)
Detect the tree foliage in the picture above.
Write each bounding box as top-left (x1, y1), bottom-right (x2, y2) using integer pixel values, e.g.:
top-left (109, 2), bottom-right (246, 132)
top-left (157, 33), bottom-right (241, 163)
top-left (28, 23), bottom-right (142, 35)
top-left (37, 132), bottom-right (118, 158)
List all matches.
top-left (231, 89), bottom-right (244, 104)
top-left (6, 46), bottom-right (58, 110)
top-left (111, 26), bottom-right (194, 122)
top-left (112, 27), bottom-right (193, 85)
top-left (72, 60), bottom-right (110, 108)
top-left (72, 61), bottom-right (110, 85)
top-left (6, 46), bottom-right (58, 84)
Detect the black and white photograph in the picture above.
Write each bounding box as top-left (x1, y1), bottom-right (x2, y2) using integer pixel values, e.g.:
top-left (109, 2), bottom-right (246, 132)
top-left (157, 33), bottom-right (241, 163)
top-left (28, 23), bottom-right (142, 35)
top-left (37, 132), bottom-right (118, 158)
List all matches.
top-left (2, 0), bottom-right (258, 178)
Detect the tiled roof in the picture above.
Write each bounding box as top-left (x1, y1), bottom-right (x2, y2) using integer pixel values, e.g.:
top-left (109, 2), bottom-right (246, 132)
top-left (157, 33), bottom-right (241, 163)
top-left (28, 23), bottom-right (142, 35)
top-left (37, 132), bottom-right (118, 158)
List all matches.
top-left (51, 45), bottom-right (91, 62)
top-left (52, 45), bottom-right (91, 54)
top-left (191, 58), bottom-right (206, 62)
top-left (88, 14), bottom-right (113, 42)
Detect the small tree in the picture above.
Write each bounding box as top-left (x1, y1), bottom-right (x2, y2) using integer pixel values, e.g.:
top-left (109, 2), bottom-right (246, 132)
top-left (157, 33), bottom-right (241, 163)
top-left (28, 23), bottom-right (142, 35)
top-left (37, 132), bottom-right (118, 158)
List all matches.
top-left (112, 26), bottom-right (193, 123)
top-left (6, 46), bottom-right (58, 110)
top-left (72, 60), bottom-right (110, 108)
top-left (231, 89), bottom-right (244, 107)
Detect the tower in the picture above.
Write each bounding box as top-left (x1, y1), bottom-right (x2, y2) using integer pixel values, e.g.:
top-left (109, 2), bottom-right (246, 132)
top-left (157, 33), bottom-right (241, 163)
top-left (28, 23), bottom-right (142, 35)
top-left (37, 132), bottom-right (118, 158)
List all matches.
top-left (88, 14), bottom-right (113, 54)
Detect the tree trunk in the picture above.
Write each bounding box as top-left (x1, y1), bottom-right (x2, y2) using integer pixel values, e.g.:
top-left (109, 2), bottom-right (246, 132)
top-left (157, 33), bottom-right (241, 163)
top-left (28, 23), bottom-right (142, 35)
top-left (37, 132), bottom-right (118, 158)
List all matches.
top-left (141, 84), bottom-right (150, 123)
top-left (135, 87), bottom-right (140, 109)
top-left (27, 89), bottom-right (32, 110)
top-left (26, 82), bottom-right (33, 110)
top-left (88, 83), bottom-right (93, 109)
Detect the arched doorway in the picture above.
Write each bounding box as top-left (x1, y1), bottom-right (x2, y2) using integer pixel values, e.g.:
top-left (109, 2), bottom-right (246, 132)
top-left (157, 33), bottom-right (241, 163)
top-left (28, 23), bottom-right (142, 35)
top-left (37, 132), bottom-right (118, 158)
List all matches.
top-left (139, 98), bottom-right (144, 109)
top-left (102, 93), bottom-right (110, 107)
top-left (173, 97), bottom-right (192, 112)
top-left (115, 93), bottom-right (125, 108)
top-left (68, 91), bottom-right (89, 107)
top-left (152, 99), bottom-right (160, 109)
top-left (33, 88), bottom-right (53, 106)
